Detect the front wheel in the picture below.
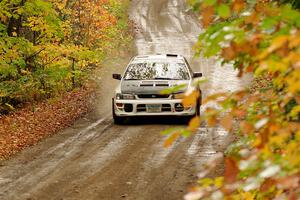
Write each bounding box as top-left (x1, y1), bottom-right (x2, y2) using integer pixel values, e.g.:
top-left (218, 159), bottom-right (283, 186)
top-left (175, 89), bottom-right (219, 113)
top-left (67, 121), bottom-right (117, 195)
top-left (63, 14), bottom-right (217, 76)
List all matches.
top-left (113, 114), bottom-right (125, 125)
top-left (112, 98), bottom-right (125, 125)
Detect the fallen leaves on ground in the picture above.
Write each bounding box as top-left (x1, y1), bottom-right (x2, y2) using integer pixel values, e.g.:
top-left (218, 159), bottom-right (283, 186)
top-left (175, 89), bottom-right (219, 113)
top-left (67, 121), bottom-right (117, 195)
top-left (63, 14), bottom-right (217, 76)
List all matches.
top-left (0, 85), bottom-right (95, 160)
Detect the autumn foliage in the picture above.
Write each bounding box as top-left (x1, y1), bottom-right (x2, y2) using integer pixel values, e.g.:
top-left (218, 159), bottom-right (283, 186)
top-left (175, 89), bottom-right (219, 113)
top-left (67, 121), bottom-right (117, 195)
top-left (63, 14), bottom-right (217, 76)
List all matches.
top-left (180, 0), bottom-right (300, 199)
top-left (0, 0), bottom-right (131, 113)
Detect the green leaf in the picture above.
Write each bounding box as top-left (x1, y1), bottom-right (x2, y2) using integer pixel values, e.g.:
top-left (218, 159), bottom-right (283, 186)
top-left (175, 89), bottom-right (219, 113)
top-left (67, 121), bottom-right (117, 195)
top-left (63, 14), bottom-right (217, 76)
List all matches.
top-left (181, 129), bottom-right (192, 137)
top-left (160, 84), bottom-right (186, 94)
top-left (217, 4), bottom-right (230, 18)
top-left (203, 0), bottom-right (217, 6)
top-left (193, 77), bottom-right (208, 87)
top-left (261, 17), bottom-right (278, 30)
top-left (161, 127), bottom-right (178, 136)
top-left (4, 103), bottom-right (15, 111)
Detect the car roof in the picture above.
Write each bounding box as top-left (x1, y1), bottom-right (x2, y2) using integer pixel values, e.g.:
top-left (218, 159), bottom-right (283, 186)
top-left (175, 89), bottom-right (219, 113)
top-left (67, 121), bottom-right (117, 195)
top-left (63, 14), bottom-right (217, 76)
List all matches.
top-left (131, 54), bottom-right (186, 63)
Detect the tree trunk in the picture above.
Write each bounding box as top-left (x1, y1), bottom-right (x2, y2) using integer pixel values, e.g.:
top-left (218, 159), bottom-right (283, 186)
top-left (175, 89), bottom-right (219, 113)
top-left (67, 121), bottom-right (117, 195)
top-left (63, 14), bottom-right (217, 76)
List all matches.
top-left (7, 0), bottom-right (26, 37)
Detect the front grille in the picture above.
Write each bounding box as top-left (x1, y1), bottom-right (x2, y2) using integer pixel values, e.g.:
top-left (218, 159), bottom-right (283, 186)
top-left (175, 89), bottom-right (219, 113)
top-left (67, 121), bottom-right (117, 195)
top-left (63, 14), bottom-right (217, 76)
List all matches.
top-left (137, 94), bottom-right (170, 99)
top-left (136, 104), bottom-right (172, 112)
top-left (162, 104), bottom-right (171, 112)
top-left (137, 104), bottom-right (146, 112)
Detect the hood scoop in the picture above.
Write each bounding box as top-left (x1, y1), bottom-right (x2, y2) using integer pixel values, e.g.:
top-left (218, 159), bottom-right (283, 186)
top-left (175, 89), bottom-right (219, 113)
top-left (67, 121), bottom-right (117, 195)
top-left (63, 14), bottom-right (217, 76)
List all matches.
top-left (139, 81), bottom-right (169, 87)
top-left (121, 80), bottom-right (180, 94)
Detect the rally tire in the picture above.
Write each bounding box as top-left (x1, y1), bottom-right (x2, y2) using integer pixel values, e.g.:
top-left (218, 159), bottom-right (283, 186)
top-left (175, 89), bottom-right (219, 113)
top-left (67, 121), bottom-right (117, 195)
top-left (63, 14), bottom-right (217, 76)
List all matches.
top-left (112, 98), bottom-right (125, 125)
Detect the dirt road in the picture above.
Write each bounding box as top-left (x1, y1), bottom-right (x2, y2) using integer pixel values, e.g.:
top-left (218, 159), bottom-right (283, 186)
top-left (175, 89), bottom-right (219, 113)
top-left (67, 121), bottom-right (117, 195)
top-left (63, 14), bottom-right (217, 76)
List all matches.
top-left (0, 1), bottom-right (247, 199)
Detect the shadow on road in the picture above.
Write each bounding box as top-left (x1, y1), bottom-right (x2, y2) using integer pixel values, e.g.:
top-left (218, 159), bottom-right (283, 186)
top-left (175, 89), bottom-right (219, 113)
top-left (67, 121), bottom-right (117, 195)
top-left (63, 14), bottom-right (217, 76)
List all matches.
top-left (121, 116), bottom-right (191, 125)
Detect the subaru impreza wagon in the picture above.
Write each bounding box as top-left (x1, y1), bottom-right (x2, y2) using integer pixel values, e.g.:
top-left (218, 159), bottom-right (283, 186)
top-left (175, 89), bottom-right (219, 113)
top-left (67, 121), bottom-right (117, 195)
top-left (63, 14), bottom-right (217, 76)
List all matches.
top-left (112, 54), bottom-right (202, 124)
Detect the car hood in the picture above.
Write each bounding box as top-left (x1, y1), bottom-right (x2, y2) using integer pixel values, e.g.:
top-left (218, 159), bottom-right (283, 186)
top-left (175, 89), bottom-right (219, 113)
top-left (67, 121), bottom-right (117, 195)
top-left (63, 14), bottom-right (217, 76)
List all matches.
top-left (120, 80), bottom-right (190, 94)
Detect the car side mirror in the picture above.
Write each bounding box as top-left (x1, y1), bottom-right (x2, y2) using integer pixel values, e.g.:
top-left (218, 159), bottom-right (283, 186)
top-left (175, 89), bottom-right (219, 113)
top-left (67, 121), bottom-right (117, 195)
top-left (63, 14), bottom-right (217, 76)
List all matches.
top-left (113, 73), bottom-right (122, 80)
top-left (193, 72), bottom-right (202, 78)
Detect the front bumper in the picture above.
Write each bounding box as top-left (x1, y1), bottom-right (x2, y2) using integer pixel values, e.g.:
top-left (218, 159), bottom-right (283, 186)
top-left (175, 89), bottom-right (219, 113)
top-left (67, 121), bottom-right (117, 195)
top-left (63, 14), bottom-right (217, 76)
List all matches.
top-left (113, 98), bottom-right (196, 117)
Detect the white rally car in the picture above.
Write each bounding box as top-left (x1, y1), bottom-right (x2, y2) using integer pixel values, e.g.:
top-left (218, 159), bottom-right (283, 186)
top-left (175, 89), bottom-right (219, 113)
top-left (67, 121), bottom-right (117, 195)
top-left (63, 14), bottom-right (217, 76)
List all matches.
top-left (112, 54), bottom-right (202, 124)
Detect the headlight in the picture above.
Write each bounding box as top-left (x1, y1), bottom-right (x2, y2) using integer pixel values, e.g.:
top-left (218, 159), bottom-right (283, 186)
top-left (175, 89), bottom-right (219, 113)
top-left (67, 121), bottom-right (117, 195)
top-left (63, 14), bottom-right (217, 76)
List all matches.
top-left (116, 93), bottom-right (136, 100)
top-left (172, 92), bottom-right (185, 99)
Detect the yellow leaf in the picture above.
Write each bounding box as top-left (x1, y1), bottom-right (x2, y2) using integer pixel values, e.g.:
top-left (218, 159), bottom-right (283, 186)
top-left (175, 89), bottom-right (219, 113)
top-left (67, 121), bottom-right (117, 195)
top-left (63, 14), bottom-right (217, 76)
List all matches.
top-left (253, 135), bottom-right (262, 147)
top-left (286, 69), bottom-right (300, 94)
top-left (242, 191), bottom-right (255, 200)
top-left (289, 35), bottom-right (300, 48)
top-left (284, 52), bottom-right (300, 67)
top-left (214, 177), bottom-right (224, 187)
top-left (268, 36), bottom-right (289, 53)
top-left (289, 105), bottom-right (300, 119)
top-left (257, 36), bottom-right (289, 60)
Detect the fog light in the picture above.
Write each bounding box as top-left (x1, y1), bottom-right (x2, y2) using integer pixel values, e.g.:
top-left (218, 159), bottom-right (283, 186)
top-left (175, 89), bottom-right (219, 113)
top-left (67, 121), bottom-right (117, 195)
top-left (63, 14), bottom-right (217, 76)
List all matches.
top-left (124, 104), bottom-right (133, 112)
top-left (175, 103), bottom-right (184, 112)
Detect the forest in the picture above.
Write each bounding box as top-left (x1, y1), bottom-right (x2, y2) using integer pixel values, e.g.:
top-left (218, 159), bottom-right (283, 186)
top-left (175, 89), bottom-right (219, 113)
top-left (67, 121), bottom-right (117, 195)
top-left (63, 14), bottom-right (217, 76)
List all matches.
top-left (0, 0), bottom-right (131, 114)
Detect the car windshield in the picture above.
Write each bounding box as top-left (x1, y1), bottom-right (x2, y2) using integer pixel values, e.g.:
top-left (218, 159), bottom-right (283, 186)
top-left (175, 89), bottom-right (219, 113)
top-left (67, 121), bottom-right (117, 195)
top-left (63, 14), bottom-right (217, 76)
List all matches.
top-left (123, 61), bottom-right (190, 80)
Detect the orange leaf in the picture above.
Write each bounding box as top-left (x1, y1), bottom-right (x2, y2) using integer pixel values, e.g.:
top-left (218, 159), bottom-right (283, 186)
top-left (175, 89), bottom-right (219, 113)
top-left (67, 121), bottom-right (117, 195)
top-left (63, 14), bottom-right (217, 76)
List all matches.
top-left (224, 157), bottom-right (238, 184)
top-left (201, 5), bottom-right (215, 27)
top-left (245, 12), bottom-right (259, 26)
top-left (222, 45), bottom-right (236, 61)
top-left (232, 0), bottom-right (245, 13)
top-left (202, 92), bottom-right (227, 105)
top-left (220, 114), bottom-right (233, 131)
top-left (232, 109), bottom-right (246, 118)
top-left (240, 121), bottom-right (254, 134)
top-left (182, 90), bottom-right (200, 107)
top-left (207, 117), bottom-right (217, 127)
top-left (233, 90), bottom-right (247, 101)
top-left (260, 178), bottom-right (276, 192)
top-left (256, 130), bottom-right (269, 148)
top-left (188, 116), bottom-right (201, 132)
top-left (245, 65), bottom-right (254, 73)
top-left (268, 123), bottom-right (280, 133)
top-left (163, 132), bottom-right (180, 148)
top-left (277, 176), bottom-right (299, 189)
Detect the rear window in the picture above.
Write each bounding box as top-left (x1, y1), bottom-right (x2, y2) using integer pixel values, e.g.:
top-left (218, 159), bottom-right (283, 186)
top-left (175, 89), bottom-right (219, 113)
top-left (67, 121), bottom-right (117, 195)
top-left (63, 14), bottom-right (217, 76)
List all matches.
top-left (123, 61), bottom-right (190, 80)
